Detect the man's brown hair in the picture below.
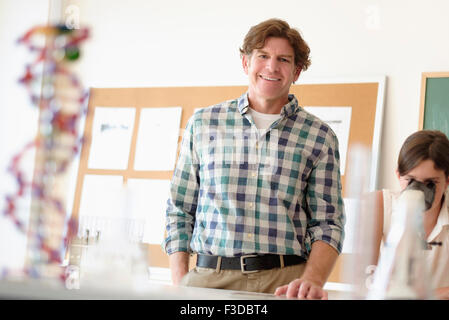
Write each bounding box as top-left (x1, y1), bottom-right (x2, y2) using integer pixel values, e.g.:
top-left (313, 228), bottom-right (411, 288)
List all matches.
top-left (239, 18), bottom-right (311, 70)
top-left (398, 130), bottom-right (449, 177)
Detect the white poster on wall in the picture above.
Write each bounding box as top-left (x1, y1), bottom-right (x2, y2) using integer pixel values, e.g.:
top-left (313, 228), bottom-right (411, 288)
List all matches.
top-left (87, 107), bottom-right (136, 170)
top-left (126, 178), bottom-right (171, 245)
top-left (134, 107), bottom-right (182, 171)
top-left (78, 174), bottom-right (125, 238)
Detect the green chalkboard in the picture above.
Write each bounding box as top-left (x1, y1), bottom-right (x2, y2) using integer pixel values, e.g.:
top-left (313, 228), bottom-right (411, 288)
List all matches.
top-left (420, 74), bottom-right (449, 138)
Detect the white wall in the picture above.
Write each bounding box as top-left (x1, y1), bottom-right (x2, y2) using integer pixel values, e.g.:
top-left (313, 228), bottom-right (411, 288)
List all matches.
top-left (1, 0), bottom-right (449, 269)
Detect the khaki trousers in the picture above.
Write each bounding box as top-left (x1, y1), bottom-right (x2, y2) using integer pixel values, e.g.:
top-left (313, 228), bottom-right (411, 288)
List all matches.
top-left (180, 263), bottom-right (306, 294)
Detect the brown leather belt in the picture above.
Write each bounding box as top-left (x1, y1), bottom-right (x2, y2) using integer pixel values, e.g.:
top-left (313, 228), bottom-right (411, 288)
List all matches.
top-left (196, 254), bottom-right (306, 274)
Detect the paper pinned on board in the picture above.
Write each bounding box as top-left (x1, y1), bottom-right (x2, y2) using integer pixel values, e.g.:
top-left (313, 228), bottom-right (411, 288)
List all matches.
top-left (87, 107), bottom-right (136, 170)
top-left (134, 107), bottom-right (182, 171)
top-left (78, 174), bottom-right (125, 220)
top-left (78, 175), bottom-right (170, 245)
top-left (126, 178), bottom-right (171, 245)
top-left (303, 106), bottom-right (352, 175)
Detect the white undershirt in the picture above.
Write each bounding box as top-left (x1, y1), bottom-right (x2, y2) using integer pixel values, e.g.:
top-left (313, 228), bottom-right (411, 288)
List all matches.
top-left (247, 107), bottom-right (281, 130)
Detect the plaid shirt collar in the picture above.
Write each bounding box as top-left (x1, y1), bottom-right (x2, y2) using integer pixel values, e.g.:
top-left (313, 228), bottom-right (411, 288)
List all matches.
top-left (237, 92), bottom-right (301, 117)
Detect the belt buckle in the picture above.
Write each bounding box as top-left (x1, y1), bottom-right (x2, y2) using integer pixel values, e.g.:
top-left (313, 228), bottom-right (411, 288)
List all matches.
top-left (240, 254), bottom-right (259, 274)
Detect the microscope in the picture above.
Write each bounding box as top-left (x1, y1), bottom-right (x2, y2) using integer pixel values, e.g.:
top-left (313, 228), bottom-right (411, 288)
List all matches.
top-left (367, 179), bottom-right (436, 299)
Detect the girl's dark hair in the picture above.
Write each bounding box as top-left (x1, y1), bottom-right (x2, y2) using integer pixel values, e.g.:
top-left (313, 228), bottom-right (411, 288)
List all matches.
top-left (398, 130), bottom-right (449, 177)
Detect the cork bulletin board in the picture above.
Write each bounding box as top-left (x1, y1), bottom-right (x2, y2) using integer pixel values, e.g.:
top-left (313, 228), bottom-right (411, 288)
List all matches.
top-left (70, 77), bottom-right (386, 281)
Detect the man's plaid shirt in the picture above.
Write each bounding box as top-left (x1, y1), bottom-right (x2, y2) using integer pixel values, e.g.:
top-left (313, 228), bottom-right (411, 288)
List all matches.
top-left (163, 92), bottom-right (345, 259)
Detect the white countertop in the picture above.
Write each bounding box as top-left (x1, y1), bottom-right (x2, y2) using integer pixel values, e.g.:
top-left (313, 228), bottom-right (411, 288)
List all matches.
top-left (0, 278), bottom-right (351, 300)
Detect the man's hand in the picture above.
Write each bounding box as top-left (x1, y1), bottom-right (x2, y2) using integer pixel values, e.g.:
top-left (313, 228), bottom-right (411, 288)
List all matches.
top-left (169, 251), bottom-right (190, 286)
top-left (274, 241), bottom-right (338, 300)
top-left (274, 278), bottom-right (328, 299)
top-left (435, 287), bottom-right (449, 300)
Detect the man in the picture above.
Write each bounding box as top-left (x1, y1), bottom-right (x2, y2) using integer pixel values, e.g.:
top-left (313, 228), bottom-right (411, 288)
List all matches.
top-left (163, 18), bottom-right (345, 300)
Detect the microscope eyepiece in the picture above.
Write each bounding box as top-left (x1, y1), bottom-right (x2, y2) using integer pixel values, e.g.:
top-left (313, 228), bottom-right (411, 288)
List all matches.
top-left (404, 179), bottom-right (436, 211)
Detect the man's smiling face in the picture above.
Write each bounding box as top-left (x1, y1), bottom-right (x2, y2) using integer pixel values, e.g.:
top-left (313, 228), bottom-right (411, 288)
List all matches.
top-left (242, 37), bottom-right (301, 111)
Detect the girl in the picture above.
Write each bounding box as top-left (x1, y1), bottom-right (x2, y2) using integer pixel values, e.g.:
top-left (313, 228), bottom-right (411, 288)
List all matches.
top-left (376, 130), bottom-right (449, 299)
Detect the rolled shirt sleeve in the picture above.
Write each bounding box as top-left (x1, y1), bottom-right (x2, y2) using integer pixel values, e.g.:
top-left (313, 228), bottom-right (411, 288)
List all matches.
top-left (163, 116), bottom-right (199, 254)
top-left (305, 126), bottom-right (345, 254)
